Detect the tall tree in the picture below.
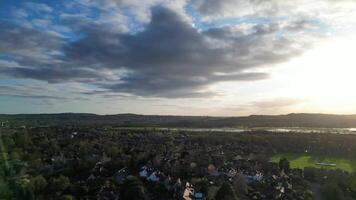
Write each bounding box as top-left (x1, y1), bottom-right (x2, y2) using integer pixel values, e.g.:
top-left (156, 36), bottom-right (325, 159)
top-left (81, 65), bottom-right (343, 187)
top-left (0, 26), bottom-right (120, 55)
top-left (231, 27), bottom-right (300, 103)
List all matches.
top-left (215, 182), bottom-right (239, 200)
top-left (233, 173), bottom-right (248, 196)
top-left (14, 131), bottom-right (32, 148)
top-left (50, 175), bottom-right (71, 194)
top-left (0, 179), bottom-right (12, 199)
top-left (321, 183), bottom-right (344, 200)
top-left (279, 157), bottom-right (290, 174)
top-left (31, 175), bottom-right (47, 193)
top-left (120, 176), bottom-right (146, 200)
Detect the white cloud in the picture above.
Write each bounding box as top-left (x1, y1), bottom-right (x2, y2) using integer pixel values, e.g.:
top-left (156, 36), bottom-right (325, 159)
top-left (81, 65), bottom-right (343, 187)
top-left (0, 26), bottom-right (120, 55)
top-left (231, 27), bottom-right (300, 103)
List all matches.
top-left (24, 2), bottom-right (53, 13)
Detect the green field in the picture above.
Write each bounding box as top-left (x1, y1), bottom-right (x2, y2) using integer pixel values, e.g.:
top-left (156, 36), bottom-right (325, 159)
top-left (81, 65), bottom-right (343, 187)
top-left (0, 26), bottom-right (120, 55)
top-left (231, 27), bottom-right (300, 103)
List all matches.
top-left (270, 154), bottom-right (356, 173)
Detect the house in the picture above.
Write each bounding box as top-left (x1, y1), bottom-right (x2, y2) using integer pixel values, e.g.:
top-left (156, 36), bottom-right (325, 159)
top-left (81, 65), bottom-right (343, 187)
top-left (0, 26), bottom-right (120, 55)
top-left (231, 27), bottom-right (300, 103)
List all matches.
top-left (233, 155), bottom-right (243, 161)
top-left (183, 182), bottom-right (194, 200)
top-left (114, 168), bottom-right (129, 184)
top-left (139, 167), bottom-right (149, 178)
top-left (1, 121), bottom-right (9, 127)
top-left (193, 192), bottom-right (205, 200)
top-left (87, 174), bottom-right (96, 181)
top-left (227, 168), bottom-right (237, 178)
top-left (71, 132), bottom-right (78, 139)
top-left (245, 172), bottom-right (263, 183)
top-left (147, 171), bottom-right (160, 182)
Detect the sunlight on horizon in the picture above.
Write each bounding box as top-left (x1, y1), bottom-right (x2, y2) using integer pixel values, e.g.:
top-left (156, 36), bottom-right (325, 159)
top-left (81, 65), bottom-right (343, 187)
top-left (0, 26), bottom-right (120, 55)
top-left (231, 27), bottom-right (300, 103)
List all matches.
top-left (278, 35), bottom-right (356, 113)
top-left (210, 35), bottom-right (356, 116)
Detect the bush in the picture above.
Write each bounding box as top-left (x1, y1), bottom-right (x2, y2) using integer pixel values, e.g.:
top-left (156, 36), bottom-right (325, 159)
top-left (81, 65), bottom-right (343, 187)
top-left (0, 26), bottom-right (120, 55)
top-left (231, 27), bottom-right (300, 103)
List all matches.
top-left (321, 183), bottom-right (344, 200)
top-left (215, 182), bottom-right (239, 200)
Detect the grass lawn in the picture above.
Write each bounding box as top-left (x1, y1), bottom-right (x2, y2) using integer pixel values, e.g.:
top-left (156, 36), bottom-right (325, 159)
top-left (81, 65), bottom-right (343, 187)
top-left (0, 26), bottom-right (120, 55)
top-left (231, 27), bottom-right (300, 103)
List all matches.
top-left (270, 153), bottom-right (356, 173)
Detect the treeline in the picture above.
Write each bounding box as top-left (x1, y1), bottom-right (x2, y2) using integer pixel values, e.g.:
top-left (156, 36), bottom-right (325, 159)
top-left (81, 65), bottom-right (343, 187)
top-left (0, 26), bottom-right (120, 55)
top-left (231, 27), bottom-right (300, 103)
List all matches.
top-left (185, 131), bottom-right (356, 159)
top-left (253, 132), bottom-right (356, 158)
top-left (2, 113), bottom-right (356, 128)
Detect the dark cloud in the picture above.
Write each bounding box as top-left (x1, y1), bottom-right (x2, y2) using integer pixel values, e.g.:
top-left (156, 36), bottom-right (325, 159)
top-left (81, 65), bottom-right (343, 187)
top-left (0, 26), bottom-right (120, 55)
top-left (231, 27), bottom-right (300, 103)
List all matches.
top-left (1, 7), bottom-right (308, 98)
top-left (0, 22), bottom-right (112, 83)
top-left (0, 23), bottom-right (60, 55)
top-left (0, 66), bottom-right (103, 83)
top-left (64, 7), bottom-right (304, 97)
top-left (0, 85), bottom-right (84, 101)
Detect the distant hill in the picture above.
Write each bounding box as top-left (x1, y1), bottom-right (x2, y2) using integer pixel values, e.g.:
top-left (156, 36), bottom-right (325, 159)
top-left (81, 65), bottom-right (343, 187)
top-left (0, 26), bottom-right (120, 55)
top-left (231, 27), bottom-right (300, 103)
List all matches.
top-left (1, 113), bottom-right (356, 128)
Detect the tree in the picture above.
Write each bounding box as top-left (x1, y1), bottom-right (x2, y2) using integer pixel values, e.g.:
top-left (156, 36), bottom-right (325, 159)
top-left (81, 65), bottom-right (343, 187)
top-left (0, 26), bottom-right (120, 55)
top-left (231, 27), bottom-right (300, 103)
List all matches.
top-left (69, 182), bottom-right (88, 197)
top-left (50, 175), bottom-right (71, 193)
top-left (59, 195), bottom-right (75, 200)
top-left (48, 140), bottom-right (60, 155)
top-left (10, 151), bottom-right (21, 160)
top-left (120, 176), bottom-right (146, 200)
top-left (31, 175), bottom-right (47, 193)
top-left (304, 190), bottom-right (314, 200)
top-left (348, 172), bottom-right (356, 198)
top-left (195, 179), bottom-right (210, 195)
top-left (13, 177), bottom-right (35, 200)
top-left (149, 183), bottom-right (167, 200)
top-left (279, 158), bottom-right (290, 173)
top-left (14, 131), bottom-right (32, 148)
top-left (233, 173), bottom-right (248, 196)
top-left (0, 179), bottom-right (12, 199)
top-left (215, 182), bottom-right (239, 200)
top-left (3, 136), bottom-right (15, 149)
top-left (321, 183), bottom-right (344, 200)
top-left (106, 146), bottom-right (120, 157)
top-left (303, 167), bottom-right (316, 181)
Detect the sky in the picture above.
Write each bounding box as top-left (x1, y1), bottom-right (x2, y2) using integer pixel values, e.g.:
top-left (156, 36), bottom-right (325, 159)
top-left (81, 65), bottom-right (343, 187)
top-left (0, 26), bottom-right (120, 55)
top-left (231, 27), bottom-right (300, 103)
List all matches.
top-left (1, 0), bottom-right (356, 116)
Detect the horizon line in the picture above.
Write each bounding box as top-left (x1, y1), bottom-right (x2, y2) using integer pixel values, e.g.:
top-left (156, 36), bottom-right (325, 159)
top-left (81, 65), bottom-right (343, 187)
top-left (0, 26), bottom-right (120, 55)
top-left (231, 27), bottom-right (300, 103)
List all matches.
top-left (1, 112), bottom-right (356, 118)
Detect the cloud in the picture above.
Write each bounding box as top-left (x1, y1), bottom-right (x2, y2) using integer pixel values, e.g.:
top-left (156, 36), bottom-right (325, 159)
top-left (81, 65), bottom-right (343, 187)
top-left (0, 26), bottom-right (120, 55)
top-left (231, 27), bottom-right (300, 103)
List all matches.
top-left (194, 0), bottom-right (268, 19)
top-left (0, 66), bottom-right (105, 83)
top-left (12, 8), bottom-right (28, 18)
top-left (250, 98), bottom-right (303, 109)
top-left (0, 6), bottom-right (319, 98)
top-left (0, 23), bottom-right (95, 83)
top-left (0, 85), bottom-right (71, 100)
top-left (64, 7), bottom-right (309, 97)
top-left (72, 0), bottom-right (190, 23)
top-left (0, 23), bottom-right (62, 61)
top-left (212, 97), bottom-right (305, 116)
top-left (194, 0), bottom-right (354, 17)
top-left (0, 82), bottom-right (94, 102)
top-left (193, 0), bottom-right (356, 30)
top-left (24, 2), bottom-right (53, 13)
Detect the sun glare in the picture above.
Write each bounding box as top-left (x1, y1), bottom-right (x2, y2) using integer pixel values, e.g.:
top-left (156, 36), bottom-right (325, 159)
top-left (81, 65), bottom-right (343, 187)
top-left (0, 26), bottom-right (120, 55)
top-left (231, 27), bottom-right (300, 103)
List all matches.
top-left (289, 35), bottom-right (356, 112)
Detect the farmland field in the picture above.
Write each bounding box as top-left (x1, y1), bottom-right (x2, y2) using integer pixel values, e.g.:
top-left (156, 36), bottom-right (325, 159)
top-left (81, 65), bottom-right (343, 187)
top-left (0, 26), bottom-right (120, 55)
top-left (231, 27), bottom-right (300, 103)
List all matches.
top-left (270, 153), bottom-right (356, 173)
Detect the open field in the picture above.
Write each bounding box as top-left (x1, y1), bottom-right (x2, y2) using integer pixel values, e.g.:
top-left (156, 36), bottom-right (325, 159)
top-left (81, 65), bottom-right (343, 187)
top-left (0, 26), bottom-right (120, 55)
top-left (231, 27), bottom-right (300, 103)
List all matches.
top-left (270, 153), bottom-right (356, 173)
